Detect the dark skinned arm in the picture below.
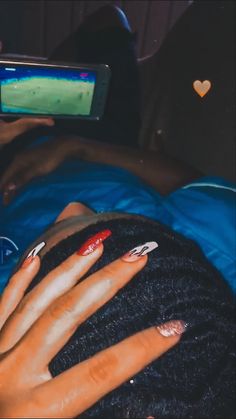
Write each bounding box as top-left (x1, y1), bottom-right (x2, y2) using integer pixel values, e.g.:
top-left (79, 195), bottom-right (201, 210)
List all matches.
top-left (0, 135), bottom-right (202, 205)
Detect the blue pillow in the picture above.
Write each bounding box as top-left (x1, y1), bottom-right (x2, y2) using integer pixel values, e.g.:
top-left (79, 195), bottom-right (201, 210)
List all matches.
top-left (156, 177), bottom-right (236, 293)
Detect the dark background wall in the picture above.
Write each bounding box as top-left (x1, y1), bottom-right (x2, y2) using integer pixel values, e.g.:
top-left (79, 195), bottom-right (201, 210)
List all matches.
top-left (1, 0), bottom-right (234, 181)
top-left (0, 0), bottom-right (190, 58)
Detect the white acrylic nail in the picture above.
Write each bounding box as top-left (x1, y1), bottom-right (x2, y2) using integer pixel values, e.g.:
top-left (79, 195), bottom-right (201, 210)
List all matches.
top-left (27, 241), bottom-right (46, 258)
top-left (129, 241), bottom-right (158, 257)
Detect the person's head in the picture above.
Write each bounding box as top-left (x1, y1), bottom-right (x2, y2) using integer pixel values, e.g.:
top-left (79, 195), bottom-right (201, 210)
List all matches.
top-left (22, 205), bottom-right (236, 418)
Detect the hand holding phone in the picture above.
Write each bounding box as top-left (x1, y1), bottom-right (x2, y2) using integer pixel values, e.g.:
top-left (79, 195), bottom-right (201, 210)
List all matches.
top-left (0, 117), bottom-right (54, 146)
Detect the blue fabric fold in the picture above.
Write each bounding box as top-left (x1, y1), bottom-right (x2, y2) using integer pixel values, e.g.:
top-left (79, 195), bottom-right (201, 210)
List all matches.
top-left (0, 159), bottom-right (235, 294)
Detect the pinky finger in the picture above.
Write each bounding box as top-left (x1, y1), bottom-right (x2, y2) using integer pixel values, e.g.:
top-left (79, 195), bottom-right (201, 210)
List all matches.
top-left (0, 255), bottom-right (40, 329)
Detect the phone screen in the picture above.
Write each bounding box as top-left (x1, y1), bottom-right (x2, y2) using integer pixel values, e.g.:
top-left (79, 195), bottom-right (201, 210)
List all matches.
top-left (0, 64), bottom-right (97, 116)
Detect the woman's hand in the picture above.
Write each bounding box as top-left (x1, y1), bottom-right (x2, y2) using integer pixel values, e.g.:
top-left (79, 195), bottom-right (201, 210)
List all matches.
top-left (0, 117), bottom-right (54, 146)
top-left (0, 238), bottom-right (183, 418)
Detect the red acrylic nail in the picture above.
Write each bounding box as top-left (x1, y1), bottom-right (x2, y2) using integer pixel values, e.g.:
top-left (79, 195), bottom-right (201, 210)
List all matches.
top-left (77, 229), bottom-right (112, 256)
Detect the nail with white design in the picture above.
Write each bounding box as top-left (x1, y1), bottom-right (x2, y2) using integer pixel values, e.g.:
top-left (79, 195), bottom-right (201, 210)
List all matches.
top-left (27, 241), bottom-right (46, 258)
top-left (121, 241), bottom-right (158, 263)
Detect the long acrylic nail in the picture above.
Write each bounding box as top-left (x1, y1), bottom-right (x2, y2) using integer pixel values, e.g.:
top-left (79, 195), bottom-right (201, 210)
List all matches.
top-left (121, 241), bottom-right (158, 262)
top-left (27, 241), bottom-right (46, 258)
top-left (77, 229), bottom-right (112, 256)
top-left (156, 320), bottom-right (187, 337)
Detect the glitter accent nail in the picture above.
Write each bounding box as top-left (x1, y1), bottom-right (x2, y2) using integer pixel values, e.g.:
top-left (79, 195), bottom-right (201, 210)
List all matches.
top-left (156, 320), bottom-right (187, 337)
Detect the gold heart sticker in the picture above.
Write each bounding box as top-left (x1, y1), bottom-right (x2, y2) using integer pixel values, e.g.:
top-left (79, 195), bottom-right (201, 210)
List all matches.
top-left (193, 80), bottom-right (211, 98)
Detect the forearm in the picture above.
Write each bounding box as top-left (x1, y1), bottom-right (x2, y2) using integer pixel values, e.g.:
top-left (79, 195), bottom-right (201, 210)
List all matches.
top-left (58, 136), bottom-right (201, 195)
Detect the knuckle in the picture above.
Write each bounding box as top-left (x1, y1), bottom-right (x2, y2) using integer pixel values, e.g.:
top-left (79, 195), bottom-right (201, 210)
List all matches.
top-left (101, 264), bottom-right (116, 280)
top-left (48, 303), bottom-right (63, 320)
top-left (48, 294), bottom-right (75, 320)
top-left (88, 352), bottom-right (118, 385)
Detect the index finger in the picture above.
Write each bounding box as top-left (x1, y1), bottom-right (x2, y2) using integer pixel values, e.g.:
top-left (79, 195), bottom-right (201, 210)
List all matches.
top-left (30, 321), bottom-right (186, 418)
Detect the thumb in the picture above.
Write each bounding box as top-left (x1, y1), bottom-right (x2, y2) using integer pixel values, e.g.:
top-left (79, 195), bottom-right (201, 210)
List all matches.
top-left (1, 118), bottom-right (55, 145)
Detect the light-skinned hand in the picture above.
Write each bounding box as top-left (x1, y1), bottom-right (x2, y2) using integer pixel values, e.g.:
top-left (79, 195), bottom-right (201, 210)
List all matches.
top-left (0, 238), bottom-right (184, 418)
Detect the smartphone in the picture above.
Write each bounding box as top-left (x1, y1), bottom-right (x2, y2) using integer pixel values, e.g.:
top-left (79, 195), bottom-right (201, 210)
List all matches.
top-left (0, 59), bottom-right (111, 120)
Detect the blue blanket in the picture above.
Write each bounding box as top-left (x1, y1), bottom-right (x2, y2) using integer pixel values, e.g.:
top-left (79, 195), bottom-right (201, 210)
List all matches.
top-left (0, 159), bottom-right (235, 293)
